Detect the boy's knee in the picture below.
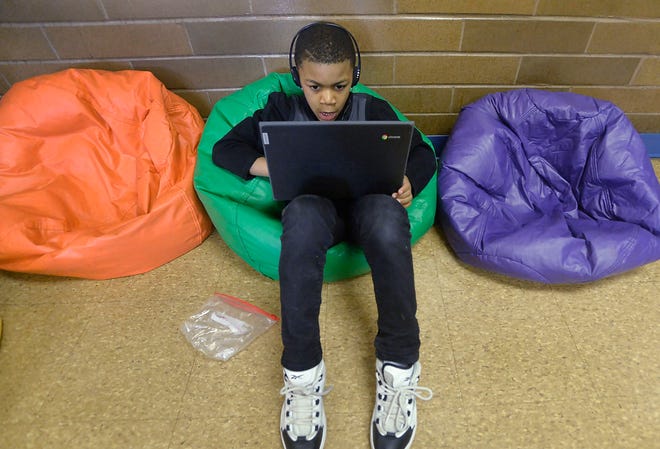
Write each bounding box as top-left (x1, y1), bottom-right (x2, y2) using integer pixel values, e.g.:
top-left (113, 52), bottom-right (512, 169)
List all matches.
top-left (357, 194), bottom-right (407, 225)
top-left (281, 194), bottom-right (338, 241)
top-left (283, 195), bottom-right (333, 221)
top-left (353, 195), bottom-right (411, 245)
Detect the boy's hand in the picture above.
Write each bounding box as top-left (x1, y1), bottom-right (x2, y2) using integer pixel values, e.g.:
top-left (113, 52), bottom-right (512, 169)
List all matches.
top-left (392, 176), bottom-right (413, 208)
top-left (249, 157), bottom-right (269, 177)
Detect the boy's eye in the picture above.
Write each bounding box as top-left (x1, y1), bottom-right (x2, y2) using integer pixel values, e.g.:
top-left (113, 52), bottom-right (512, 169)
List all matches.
top-left (335, 84), bottom-right (347, 91)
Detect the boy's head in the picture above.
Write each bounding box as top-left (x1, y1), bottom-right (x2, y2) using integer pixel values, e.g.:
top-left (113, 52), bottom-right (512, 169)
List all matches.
top-left (290, 22), bottom-right (361, 88)
top-left (289, 22), bottom-right (361, 121)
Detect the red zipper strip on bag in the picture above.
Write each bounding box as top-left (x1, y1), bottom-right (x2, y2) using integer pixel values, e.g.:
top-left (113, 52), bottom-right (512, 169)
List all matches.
top-left (214, 292), bottom-right (280, 322)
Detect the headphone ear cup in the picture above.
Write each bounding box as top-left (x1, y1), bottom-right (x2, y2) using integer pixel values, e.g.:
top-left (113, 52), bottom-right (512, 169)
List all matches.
top-left (291, 67), bottom-right (300, 87)
top-left (352, 67), bottom-right (361, 86)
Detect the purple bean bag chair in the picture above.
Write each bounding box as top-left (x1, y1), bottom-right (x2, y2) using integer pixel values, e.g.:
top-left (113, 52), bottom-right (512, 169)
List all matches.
top-left (437, 89), bottom-right (660, 283)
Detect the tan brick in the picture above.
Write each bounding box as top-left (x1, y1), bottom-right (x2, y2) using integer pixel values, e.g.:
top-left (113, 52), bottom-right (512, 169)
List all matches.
top-left (264, 57), bottom-right (291, 78)
top-left (536, 0), bottom-right (660, 18)
top-left (359, 56), bottom-right (395, 85)
top-left (518, 56), bottom-right (640, 86)
top-left (187, 20), bottom-right (305, 55)
top-left (452, 87), bottom-right (499, 112)
top-left (406, 114), bottom-right (459, 136)
top-left (252, 0), bottom-right (394, 14)
top-left (372, 87), bottom-right (453, 113)
top-left (626, 114), bottom-right (660, 133)
top-left (102, 0), bottom-right (250, 19)
top-left (208, 89), bottom-right (238, 108)
top-left (397, 0), bottom-right (536, 15)
top-left (0, 0), bottom-right (104, 22)
top-left (188, 18), bottom-right (460, 55)
top-left (340, 18), bottom-right (461, 52)
top-left (0, 27), bottom-right (55, 61)
top-left (171, 89), bottom-right (212, 117)
top-left (588, 22), bottom-right (660, 55)
top-left (570, 87), bottom-right (660, 114)
top-left (46, 24), bottom-right (192, 59)
top-left (131, 57), bottom-right (265, 89)
top-left (396, 56), bottom-right (520, 85)
top-left (632, 58), bottom-right (660, 86)
top-left (462, 20), bottom-right (593, 53)
top-left (1, 73), bottom-right (10, 93)
top-left (0, 61), bottom-right (132, 86)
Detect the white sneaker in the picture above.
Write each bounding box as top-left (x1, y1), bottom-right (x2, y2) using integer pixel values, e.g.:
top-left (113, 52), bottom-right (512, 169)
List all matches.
top-left (280, 360), bottom-right (332, 449)
top-left (370, 360), bottom-right (433, 449)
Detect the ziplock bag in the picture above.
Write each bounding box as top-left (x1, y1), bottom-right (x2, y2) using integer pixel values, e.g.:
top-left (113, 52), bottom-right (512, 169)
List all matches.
top-left (181, 293), bottom-right (279, 361)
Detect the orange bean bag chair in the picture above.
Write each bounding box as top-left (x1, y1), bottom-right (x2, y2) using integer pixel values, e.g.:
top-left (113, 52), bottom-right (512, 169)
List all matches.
top-left (0, 69), bottom-right (213, 279)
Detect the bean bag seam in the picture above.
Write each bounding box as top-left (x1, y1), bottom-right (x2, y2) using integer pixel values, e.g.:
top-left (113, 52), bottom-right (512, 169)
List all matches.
top-left (175, 184), bottom-right (208, 245)
top-left (456, 250), bottom-right (553, 283)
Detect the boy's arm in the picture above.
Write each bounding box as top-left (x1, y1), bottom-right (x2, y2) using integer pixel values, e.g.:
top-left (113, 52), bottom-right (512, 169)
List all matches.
top-left (212, 116), bottom-right (264, 180)
top-left (367, 97), bottom-right (437, 196)
top-left (212, 92), bottom-right (291, 180)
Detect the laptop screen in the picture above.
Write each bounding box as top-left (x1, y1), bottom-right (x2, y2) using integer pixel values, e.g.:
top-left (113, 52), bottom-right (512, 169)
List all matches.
top-left (259, 121), bottom-right (414, 201)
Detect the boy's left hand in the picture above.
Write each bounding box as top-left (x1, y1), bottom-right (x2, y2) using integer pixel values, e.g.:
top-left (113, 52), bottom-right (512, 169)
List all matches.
top-left (392, 176), bottom-right (413, 208)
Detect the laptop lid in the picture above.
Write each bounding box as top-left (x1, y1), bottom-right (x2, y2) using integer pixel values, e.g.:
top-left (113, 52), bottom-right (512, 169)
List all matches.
top-left (259, 121), bottom-right (414, 201)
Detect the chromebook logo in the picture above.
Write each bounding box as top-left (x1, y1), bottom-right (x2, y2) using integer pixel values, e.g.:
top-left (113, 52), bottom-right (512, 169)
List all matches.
top-left (381, 134), bottom-right (401, 140)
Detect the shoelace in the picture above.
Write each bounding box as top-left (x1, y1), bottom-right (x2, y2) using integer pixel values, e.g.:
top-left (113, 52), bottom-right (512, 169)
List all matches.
top-left (280, 383), bottom-right (333, 439)
top-left (375, 380), bottom-right (433, 434)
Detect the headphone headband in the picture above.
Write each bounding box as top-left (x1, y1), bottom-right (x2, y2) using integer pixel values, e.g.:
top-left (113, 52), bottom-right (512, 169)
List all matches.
top-left (289, 22), bottom-right (362, 88)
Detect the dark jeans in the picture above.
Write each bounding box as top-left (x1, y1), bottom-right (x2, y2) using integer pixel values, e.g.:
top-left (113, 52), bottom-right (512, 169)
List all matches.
top-left (279, 194), bottom-right (420, 371)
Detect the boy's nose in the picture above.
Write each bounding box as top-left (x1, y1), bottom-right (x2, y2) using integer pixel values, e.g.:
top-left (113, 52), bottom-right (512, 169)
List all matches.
top-left (320, 90), bottom-right (335, 104)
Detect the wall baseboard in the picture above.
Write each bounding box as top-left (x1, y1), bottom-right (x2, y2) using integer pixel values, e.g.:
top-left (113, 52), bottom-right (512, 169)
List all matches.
top-left (430, 134), bottom-right (660, 158)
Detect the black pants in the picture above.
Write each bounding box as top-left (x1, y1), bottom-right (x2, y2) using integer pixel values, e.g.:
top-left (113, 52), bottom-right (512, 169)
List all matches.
top-left (279, 194), bottom-right (420, 371)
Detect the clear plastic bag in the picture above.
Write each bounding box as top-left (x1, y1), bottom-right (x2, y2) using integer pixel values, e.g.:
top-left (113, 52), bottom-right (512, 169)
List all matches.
top-left (181, 293), bottom-right (279, 361)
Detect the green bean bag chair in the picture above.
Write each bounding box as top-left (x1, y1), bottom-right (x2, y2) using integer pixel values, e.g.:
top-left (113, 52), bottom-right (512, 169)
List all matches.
top-left (194, 73), bottom-right (437, 281)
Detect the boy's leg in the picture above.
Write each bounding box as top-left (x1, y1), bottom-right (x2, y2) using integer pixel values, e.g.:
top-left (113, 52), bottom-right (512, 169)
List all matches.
top-left (347, 194), bottom-right (420, 365)
top-left (279, 194), bottom-right (345, 371)
top-left (347, 194), bottom-right (431, 449)
top-left (279, 195), bottom-right (344, 449)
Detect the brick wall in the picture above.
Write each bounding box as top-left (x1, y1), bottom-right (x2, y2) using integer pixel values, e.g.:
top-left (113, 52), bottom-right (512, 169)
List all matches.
top-left (1, 0), bottom-right (659, 135)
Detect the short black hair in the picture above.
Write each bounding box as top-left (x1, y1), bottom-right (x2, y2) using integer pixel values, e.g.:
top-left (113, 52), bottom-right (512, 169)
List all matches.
top-left (293, 22), bottom-right (356, 68)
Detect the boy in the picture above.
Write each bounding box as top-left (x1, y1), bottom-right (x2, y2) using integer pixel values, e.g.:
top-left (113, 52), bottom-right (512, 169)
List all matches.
top-left (212, 22), bottom-right (435, 449)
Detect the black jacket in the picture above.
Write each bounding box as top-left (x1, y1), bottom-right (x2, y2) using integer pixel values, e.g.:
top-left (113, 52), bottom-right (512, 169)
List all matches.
top-left (212, 91), bottom-right (436, 196)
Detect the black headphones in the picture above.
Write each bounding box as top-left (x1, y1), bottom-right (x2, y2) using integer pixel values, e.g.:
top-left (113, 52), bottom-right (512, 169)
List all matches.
top-left (289, 22), bottom-right (362, 88)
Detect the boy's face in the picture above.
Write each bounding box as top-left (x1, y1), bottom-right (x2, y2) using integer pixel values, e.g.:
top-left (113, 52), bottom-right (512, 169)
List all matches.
top-left (297, 59), bottom-right (354, 121)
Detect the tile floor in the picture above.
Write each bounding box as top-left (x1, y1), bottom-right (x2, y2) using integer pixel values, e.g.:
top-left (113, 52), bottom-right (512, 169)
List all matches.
top-left (1, 161), bottom-right (659, 449)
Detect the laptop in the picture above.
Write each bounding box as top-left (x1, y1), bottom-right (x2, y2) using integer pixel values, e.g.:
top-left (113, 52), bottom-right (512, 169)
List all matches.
top-left (259, 121), bottom-right (414, 201)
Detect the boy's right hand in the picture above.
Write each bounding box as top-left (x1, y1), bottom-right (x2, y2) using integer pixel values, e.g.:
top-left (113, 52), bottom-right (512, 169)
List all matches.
top-left (249, 157), bottom-right (269, 177)
top-left (392, 176), bottom-right (413, 208)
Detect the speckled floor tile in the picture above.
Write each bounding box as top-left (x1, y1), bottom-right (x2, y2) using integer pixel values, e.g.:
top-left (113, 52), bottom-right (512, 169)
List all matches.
top-left (553, 280), bottom-right (660, 399)
top-left (171, 415), bottom-right (280, 449)
top-left (0, 302), bottom-right (96, 424)
top-left (464, 399), bottom-right (616, 448)
top-left (412, 226), bottom-right (443, 262)
top-left (0, 419), bottom-right (175, 449)
top-left (443, 285), bottom-right (597, 406)
top-left (38, 300), bottom-right (196, 422)
top-left (177, 331), bottom-right (282, 420)
top-left (1, 208), bottom-right (658, 449)
top-left (600, 395), bottom-right (660, 449)
top-left (430, 235), bottom-right (549, 293)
